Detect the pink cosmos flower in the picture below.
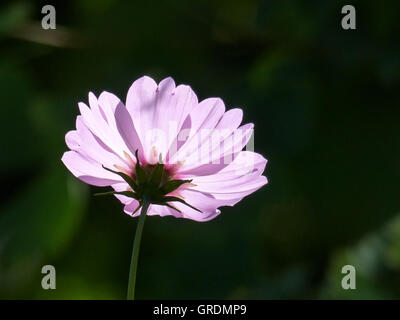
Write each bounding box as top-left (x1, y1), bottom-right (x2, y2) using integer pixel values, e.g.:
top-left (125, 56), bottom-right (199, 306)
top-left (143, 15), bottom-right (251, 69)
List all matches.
top-left (62, 76), bottom-right (267, 222)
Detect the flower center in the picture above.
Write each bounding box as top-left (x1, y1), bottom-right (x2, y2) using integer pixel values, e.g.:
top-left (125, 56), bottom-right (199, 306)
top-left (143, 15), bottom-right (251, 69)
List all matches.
top-left (99, 150), bottom-right (201, 214)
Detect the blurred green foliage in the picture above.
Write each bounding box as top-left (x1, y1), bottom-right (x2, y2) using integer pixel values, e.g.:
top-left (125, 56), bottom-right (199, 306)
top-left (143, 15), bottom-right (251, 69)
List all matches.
top-left (0, 0), bottom-right (399, 299)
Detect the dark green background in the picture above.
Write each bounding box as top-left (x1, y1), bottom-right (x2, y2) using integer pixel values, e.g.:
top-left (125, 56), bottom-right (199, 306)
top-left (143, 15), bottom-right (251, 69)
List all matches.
top-left (1, 0), bottom-right (400, 299)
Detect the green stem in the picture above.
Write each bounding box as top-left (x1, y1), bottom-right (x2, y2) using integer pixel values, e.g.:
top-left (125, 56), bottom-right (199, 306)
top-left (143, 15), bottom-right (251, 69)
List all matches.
top-left (127, 198), bottom-right (150, 300)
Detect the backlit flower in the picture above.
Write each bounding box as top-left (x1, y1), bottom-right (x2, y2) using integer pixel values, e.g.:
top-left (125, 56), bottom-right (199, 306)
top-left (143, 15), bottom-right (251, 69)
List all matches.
top-left (62, 76), bottom-right (267, 221)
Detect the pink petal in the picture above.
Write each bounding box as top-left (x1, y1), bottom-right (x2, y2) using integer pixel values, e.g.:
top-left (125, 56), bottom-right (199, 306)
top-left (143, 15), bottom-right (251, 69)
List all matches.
top-left (147, 204), bottom-right (183, 218)
top-left (189, 151), bottom-right (266, 181)
top-left (161, 82), bottom-right (198, 158)
top-left (112, 182), bottom-right (132, 205)
top-left (123, 199), bottom-right (141, 216)
top-left (178, 123), bottom-right (254, 175)
top-left (98, 91), bottom-right (121, 125)
top-left (193, 175), bottom-right (267, 200)
top-left (114, 102), bottom-right (145, 160)
top-left (169, 97), bottom-right (225, 164)
top-left (123, 201), bottom-right (182, 218)
top-left (78, 94), bottom-right (131, 160)
top-left (172, 190), bottom-right (228, 222)
top-left (126, 76), bottom-right (198, 163)
top-left (61, 151), bottom-right (122, 186)
top-left (187, 151), bottom-right (268, 201)
top-left (74, 116), bottom-right (125, 169)
top-left (65, 130), bottom-right (80, 149)
top-left (125, 76), bottom-right (158, 162)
